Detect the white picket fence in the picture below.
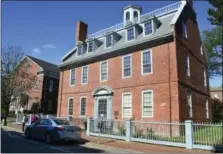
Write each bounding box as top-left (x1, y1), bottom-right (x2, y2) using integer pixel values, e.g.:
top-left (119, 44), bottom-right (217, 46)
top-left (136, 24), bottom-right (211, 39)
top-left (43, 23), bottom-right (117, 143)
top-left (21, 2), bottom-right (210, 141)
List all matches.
top-left (87, 119), bottom-right (223, 151)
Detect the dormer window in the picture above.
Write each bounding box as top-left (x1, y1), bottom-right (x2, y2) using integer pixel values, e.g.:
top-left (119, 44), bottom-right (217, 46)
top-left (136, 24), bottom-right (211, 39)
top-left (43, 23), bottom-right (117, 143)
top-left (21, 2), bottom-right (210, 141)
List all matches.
top-left (127, 27), bottom-right (135, 41)
top-left (77, 45), bottom-right (84, 56)
top-left (144, 21), bottom-right (153, 35)
top-left (126, 12), bottom-right (130, 21)
top-left (106, 34), bottom-right (113, 48)
top-left (87, 41), bottom-right (94, 53)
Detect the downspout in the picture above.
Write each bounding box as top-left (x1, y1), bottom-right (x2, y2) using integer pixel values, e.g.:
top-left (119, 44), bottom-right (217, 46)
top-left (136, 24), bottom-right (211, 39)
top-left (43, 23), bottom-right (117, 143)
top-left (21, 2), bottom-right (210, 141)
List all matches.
top-left (43, 76), bottom-right (47, 114)
top-left (168, 42), bottom-right (172, 128)
top-left (59, 71), bottom-right (64, 116)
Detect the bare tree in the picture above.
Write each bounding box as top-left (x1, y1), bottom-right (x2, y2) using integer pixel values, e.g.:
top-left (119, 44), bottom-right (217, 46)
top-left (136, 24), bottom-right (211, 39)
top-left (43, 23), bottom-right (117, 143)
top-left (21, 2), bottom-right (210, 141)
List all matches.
top-left (1, 45), bottom-right (37, 118)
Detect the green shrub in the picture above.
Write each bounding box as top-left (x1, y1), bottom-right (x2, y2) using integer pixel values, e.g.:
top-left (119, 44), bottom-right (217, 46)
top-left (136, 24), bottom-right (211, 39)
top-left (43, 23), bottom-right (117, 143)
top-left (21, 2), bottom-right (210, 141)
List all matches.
top-left (212, 98), bottom-right (223, 122)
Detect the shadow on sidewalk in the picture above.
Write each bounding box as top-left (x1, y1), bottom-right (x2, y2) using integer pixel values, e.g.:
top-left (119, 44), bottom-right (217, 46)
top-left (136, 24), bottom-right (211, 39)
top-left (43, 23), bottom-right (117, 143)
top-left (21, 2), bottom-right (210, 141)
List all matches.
top-left (1, 129), bottom-right (106, 153)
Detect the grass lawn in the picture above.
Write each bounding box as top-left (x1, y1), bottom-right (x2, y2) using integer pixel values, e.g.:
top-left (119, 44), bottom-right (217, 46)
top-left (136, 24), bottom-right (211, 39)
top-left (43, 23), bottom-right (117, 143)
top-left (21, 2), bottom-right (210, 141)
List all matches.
top-left (193, 125), bottom-right (223, 146)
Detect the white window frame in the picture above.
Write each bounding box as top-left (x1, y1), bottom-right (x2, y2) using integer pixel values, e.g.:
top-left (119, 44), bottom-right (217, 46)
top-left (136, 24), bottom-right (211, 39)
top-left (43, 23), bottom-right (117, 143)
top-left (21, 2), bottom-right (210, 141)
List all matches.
top-left (77, 45), bottom-right (83, 57)
top-left (204, 69), bottom-right (207, 87)
top-left (69, 68), bottom-right (75, 86)
top-left (141, 49), bottom-right (153, 75)
top-left (141, 90), bottom-right (154, 118)
top-left (105, 34), bottom-right (113, 49)
top-left (200, 45), bottom-right (203, 55)
top-left (87, 41), bottom-right (94, 53)
top-left (122, 92), bottom-right (132, 118)
top-left (143, 20), bottom-right (154, 36)
top-left (205, 99), bottom-right (209, 119)
top-left (122, 54), bottom-right (132, 79)
top-left (79, 96), bottom-right (87, 117)
top-left (126, 27), bottom-right (135, 42)
top-left (68, 97), bottom-right (74, 117)
top-left (100, 61), bottom-right (108, 82)
top-left (182, 21), bottom-right (187, 38)
top-left (81, 66), bottom-right (88, 84)
top-left (186, 55), bottom-right (190, 77)
top-left (187, 91), bottom-right (192, 118)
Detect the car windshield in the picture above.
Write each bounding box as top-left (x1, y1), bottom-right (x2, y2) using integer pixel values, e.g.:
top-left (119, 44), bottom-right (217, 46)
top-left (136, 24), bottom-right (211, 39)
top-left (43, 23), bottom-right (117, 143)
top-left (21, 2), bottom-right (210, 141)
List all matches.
top-left (53, 119), bottom-right (70, 125)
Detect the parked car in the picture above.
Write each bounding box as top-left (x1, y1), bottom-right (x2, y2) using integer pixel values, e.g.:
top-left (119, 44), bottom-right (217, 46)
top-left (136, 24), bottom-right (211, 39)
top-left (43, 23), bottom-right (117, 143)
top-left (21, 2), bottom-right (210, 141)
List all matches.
top-left (24, 117), bottom-right (82, 144)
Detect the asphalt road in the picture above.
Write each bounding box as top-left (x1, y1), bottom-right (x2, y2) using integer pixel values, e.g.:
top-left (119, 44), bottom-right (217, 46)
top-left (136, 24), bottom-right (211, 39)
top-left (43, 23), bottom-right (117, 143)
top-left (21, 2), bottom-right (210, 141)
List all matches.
top-left (1, 128), bottom-right (111, 153)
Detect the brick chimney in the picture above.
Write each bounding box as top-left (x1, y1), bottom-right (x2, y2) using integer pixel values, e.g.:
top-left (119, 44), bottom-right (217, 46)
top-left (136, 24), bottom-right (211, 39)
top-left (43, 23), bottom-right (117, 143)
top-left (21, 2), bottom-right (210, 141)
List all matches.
top-left (76, 21), bottom-right (88, 43)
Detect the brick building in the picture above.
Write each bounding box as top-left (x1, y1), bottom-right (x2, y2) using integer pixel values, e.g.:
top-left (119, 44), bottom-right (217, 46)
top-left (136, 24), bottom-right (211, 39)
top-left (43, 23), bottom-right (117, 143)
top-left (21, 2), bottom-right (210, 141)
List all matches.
top-left (57, 0), bottom-right (211, 122)
top-left (11, 55), bottom-right (60, 114)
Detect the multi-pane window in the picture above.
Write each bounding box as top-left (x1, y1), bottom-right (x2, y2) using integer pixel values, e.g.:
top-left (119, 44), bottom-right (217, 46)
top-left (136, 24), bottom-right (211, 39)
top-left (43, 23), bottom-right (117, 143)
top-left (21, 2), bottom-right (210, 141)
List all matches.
top-left (186, 55), bottom-right (190, 77)
top-left (80, 97), bottom-right (86, 116)
top-left (206, 99), bottom-right (209, 119)
top-left (182, 22), bottom-right (187, 38)
top-left (82, 66), bottom-right (88, 84)
top-left (68, 98), bottom-right (74, 116)
top-left (204, 70), bottom-right (207, 87)
top-left (127, 27), bottom-right (135, 41)
top-left (77, 45), bottom-right (83, 56)
top-left (142, 50), bottom-right (152, 74)
top-left (142, 90), bottom-right (153, 117)
top-left (49, 80), bottom-right (54, 92)
top-left (106, 34), bottom-right (112, 48)
top-left (144, 21), bottom-right (153, 35)
top-left (123, 55), bottom-right (131, 78)
top-left (70, 69), bottom-right (75, 86)
top-left (88, 41), bottom-right (94, 53)
top-left (187, 91), bottom-right (192, 118)
top-left (100, 61), bottom-right (108, 81)
top-left (122, 93), bottom-right (132, 117)
top-left (98, 99), bottom-right (107, 118)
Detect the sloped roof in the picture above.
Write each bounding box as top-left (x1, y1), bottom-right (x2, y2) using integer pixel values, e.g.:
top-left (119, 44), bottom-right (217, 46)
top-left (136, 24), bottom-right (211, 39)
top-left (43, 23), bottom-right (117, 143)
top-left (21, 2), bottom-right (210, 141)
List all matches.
top-left (26, 55), bottom-right (59, 75)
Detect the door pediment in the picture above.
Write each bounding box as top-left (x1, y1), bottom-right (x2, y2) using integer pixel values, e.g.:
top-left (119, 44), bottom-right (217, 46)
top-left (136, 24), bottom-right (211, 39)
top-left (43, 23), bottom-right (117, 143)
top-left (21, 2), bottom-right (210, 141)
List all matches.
top-left (92, 86), bottom-right (113, 97)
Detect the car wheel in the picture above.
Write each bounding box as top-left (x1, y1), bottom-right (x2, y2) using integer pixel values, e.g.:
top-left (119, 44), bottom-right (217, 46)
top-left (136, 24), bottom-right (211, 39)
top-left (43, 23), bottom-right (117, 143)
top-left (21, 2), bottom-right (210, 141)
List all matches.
top-left (45, 134), bottom-right (52, 144)
top-left (25, 130), bottom-right (31, 139)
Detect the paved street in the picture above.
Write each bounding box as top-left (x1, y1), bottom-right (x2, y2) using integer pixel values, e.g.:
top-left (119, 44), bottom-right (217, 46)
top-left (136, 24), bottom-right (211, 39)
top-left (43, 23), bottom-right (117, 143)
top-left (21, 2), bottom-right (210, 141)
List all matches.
top-left (1, 128), bottom-right (127, 153)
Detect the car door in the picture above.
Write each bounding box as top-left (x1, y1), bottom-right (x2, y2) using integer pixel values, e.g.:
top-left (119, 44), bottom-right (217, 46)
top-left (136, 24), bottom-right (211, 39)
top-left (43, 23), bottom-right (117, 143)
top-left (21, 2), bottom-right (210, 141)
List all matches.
top-left (31, 120), bottom-right (42, 139)
top-left (32, 119), bottom-right (48, 140)
top-left (40, 119), bottom-right (53, 139)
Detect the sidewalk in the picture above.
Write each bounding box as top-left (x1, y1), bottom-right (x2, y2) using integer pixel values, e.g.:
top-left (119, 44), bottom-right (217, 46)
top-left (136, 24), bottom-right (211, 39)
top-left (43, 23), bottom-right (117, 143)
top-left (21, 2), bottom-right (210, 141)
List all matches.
top-left (5, 123), bottom-right (211, 153)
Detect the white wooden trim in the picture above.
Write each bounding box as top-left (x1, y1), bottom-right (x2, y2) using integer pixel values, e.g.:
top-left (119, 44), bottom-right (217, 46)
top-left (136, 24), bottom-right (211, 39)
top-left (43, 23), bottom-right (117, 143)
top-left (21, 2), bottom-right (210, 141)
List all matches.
top-left (100, 60), bottom-right (108, 82)
top-left (81, 66), bottom-right (88, 84)
top-left (141, 90), bottom-right (154, 118)
top-left (143, 20), bottom-right (154, 37)
top-left (122, 54), bottom-right (132, 79)
top-left (125, 27), bottom-right (136, 42)
top-left (141, 49), bottom-right (153, 76)
top-left (122, 92), bottom-right (132, 118)
top-left (79, 96), bottom-right (87, 117)
top-left (67, 97), bottom-right (74, 117)
top-left (170, 0), bottom-right (186, 25)
top-left (69, 69), bottom-right (75, 87)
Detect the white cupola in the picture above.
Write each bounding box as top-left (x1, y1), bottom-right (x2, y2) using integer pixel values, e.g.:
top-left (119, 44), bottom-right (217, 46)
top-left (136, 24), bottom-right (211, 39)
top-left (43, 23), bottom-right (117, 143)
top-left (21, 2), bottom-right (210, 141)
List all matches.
top-left (123, 5), bottom-right (142, 23)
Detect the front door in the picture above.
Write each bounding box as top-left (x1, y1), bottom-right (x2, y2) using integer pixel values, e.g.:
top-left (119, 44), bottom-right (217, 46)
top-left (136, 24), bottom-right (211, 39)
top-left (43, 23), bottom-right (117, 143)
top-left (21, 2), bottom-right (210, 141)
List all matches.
top-left (98, 99), bottom-right (107, 119)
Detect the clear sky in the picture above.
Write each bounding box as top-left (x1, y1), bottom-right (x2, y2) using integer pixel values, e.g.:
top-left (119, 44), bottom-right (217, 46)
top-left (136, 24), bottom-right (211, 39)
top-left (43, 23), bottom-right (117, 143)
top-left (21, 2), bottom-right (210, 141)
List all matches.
top-left (2, 1), bottom-right (222, 87)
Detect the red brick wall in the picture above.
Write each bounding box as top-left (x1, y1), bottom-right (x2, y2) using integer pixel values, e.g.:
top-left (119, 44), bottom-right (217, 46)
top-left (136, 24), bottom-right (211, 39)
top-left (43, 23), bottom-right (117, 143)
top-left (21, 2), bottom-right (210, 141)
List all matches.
top-left (174, 7), bottom-right (211, 122)
top-left (18, 58), bottom-right (44, 109)
top-left (58, 42), bottom-right (182, 122)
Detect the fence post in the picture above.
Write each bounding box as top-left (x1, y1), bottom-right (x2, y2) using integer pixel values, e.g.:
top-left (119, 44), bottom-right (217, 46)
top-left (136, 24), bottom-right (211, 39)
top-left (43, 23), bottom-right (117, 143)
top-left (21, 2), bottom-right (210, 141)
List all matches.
top-left (126, 120), bottom-right (131, 142)
top-left (185, 120), bottom-right (193, 149)
top-left (86, 118), bottom-right (91, 136)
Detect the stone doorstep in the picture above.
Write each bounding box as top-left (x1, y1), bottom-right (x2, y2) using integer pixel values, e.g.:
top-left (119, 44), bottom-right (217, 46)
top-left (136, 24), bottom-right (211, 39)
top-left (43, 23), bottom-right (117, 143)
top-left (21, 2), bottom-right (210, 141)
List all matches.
top-left (4, 124), bottom-right (211, 153)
